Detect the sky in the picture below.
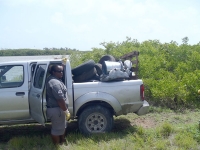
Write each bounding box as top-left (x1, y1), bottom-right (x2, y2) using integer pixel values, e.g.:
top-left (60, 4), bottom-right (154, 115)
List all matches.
top-left (0, 0), bottom-right (200, 51)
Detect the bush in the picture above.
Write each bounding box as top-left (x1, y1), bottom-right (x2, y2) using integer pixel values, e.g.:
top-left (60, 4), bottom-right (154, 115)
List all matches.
top-left (69, 37), bottom-right (200, 108)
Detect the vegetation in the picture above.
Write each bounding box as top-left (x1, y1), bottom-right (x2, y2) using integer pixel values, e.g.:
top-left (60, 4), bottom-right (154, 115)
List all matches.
top-left (0, 48), bottom-right (83, 56)
top-left (1, 107), bottom-right (200, 149)
top-left (1, 37), bottom-right (200, 108)
top-left (69, 37), bottom-right (200, 109)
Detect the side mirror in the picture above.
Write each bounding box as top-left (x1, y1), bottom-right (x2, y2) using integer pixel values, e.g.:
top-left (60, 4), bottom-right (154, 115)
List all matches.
top-left (1, 75), bottom-right (6, 82)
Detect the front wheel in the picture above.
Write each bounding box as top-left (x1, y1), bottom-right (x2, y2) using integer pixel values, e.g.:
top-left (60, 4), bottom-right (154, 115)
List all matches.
top-left (78, 105), bottom-right (114, 135)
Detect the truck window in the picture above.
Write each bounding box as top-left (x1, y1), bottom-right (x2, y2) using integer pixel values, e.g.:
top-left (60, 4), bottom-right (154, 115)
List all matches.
top-left (33, 64), bottom-right (47, 89)
top-left (31, 63), bottom-right (36, 78)
top-left (0, 65), bottom-right (24, 88)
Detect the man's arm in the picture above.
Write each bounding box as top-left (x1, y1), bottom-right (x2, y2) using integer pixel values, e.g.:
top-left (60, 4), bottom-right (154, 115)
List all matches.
top-left (57, 99), bottom-right (70, 120)
top-left (57, 99), bottom-right (67, 111)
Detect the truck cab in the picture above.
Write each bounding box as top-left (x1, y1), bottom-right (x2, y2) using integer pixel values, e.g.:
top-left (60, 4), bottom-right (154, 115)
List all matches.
top-left (0, 60), bottom-right (66, 125)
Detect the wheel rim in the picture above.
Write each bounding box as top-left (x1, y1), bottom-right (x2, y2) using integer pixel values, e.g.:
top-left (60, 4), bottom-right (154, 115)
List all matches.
top-left (85, 112), bottom-right (107, 132)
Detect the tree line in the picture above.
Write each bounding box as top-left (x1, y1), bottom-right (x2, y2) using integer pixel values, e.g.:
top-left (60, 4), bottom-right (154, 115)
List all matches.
top-left (0, 48), bottom-right (82, 56)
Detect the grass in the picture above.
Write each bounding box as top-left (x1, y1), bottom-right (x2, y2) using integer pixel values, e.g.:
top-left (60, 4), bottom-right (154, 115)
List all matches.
top-left (1, 106), bottom-right (200, 150)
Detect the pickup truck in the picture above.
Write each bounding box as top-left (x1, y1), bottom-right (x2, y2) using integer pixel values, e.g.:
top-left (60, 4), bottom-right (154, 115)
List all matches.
top-left (0, 58), bottom-right (149, 134)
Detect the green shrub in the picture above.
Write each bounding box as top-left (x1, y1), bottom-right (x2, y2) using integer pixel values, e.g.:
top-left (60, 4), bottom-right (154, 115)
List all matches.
top-left (160, 122), bottom-right (173, 137)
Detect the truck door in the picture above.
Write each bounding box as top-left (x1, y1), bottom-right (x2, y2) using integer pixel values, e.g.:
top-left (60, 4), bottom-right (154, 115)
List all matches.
top-left (29, 62), bottom-right (49, 126)
top-left (0, 62), bottom-right (30, 121)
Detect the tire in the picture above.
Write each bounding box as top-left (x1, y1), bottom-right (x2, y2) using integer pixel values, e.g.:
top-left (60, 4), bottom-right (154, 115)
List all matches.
top-left (72, 60), bottom-right (95, 76)
top-left (78, 105), bottom-right (114, 135)
top-left (94, 63), bottom-right (102, 76)
top-left (86, 74), bottom-right (100, 82)
top-left (73, 67), bottom-right (97, 83)
top-left (98, 55), bottom-right (116, 65)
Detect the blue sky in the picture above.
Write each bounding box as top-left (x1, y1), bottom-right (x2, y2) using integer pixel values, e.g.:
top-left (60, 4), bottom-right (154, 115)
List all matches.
top-left (0, 0), bottom-right (200, 51)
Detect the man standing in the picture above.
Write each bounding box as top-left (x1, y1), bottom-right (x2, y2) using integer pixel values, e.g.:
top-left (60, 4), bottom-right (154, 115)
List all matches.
top-left (46, 64), bottom-right (70, 145)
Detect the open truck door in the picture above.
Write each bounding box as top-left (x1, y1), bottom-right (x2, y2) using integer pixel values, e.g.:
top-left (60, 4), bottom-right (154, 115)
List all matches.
top-left (29, 62), bottom-right (49, 126)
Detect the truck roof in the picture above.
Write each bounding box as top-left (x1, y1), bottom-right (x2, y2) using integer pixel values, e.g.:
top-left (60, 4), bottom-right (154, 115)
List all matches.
top-left (0, 59), bottom-right (62, 64)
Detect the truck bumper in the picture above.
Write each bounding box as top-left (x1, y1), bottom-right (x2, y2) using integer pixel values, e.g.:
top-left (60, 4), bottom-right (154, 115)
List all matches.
top-left (136, 100), bottom-right (149, 116)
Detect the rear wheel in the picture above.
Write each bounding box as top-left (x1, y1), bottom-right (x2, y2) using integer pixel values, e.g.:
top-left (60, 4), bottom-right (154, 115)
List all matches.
top-left (78, 105), bottom-right (114, 135)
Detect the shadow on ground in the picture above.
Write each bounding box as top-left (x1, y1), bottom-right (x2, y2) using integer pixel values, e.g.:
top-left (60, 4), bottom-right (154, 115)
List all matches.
top-left (0, 118), bottom-right (134, 143)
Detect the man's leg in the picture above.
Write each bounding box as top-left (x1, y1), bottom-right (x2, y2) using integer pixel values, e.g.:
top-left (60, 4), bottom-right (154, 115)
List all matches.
top-left (51, 134), bottom-right (60, 145)
top-left (60, 129), bottom-right (66, 144)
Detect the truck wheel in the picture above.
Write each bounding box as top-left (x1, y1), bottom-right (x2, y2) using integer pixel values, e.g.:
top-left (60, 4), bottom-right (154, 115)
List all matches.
top-left (94, 63), bottom-right (102, 76)
top-left (78, 105), bottom-right (114, 135)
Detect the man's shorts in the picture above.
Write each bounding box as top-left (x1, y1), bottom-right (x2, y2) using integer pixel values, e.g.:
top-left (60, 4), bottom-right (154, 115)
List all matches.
top-left (47, 107), bottom-right (67, 135)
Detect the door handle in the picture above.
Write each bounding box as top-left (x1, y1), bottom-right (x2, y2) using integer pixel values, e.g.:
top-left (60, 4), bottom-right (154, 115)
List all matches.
top-left (16, 92), bottom-right (25, 96)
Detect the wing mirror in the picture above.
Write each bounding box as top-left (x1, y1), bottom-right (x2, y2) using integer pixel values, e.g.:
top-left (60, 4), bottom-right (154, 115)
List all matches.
top-left (1, 75), bottom-right (6, 82)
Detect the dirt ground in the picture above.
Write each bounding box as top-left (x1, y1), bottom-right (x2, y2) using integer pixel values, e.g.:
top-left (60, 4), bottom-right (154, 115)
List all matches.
top-left (132, 117), bottom-right (157, 128)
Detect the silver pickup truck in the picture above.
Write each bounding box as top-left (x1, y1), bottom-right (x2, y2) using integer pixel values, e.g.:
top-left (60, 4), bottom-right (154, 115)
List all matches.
top-left (0, 59), bottom-right (149, 134)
